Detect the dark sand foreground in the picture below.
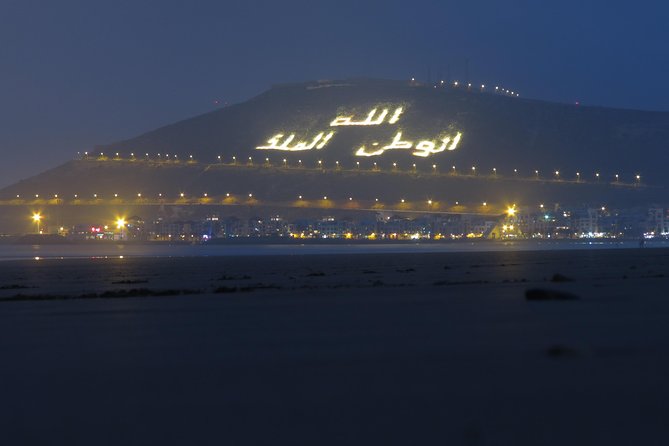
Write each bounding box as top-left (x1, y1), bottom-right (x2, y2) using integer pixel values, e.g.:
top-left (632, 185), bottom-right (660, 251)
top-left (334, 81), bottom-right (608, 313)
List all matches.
top-left (1, 248), bottom-right (669, 445)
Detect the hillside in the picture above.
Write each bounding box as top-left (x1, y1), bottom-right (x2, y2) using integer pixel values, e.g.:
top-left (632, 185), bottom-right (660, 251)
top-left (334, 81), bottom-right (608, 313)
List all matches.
top-left (1, 78), bottom-right (666, 209)
top-left (97, 78), bottom-right (669, 186)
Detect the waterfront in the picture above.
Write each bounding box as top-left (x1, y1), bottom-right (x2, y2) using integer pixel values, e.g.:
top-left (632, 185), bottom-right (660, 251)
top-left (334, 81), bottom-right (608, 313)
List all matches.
top-left (0, 238), bottom-right (668, 262)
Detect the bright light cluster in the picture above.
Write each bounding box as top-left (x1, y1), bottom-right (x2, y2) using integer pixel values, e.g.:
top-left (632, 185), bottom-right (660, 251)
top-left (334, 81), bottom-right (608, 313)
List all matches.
top-left (356, 131), bottom-right (462, 157)
top-left (330, 107), bottom-right (403, 126)
top-left (256, 131), bottom-right (334, 151)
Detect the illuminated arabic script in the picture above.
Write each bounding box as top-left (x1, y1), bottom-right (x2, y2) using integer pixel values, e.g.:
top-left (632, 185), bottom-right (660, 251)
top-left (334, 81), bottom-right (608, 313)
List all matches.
top-left (254, 103), bottom-right (463, 157)
top-left (256, 131), bottom-right (335, 151)
top-left (355, 131), bottom-right (462, 157)
top-left (330, 107), bottom-right (403, 127)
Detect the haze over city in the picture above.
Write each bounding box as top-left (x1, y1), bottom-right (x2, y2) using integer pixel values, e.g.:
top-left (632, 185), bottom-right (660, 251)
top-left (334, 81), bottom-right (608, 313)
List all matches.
top-left (2, 0), bottom-right (669, 188)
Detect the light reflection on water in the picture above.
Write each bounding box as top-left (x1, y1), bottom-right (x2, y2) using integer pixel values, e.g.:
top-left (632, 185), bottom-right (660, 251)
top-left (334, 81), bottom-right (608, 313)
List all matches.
top-left (0, 240), bottom-right (666, 261)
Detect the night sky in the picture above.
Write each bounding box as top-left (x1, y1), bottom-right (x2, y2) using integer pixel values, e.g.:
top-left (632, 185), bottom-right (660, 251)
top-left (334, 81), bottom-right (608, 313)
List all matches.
top-left (2, 0), bottom-right (668, 188)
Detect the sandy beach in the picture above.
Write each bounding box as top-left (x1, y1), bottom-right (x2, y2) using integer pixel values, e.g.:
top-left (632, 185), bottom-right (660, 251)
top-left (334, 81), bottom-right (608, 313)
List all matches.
top-left (1, 247), bottom-right (669, 445)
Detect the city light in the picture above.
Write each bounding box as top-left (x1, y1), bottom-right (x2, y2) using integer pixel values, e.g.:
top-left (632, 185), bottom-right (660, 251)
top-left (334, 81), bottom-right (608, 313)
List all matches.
top-left (32, 213), bottom-right (42, 234)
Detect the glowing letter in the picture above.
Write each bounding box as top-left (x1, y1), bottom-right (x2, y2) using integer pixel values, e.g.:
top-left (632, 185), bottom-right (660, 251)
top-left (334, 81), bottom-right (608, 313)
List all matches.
top-left (256, 131), bottom-right (336, 152)
top-left (315, 131), bottom-right (334, 149)
top-left (412, 132), bottom-right (462, 157)
top-left (256, 134), bottom-right (285, 150)
top-left (388, 107), bottom-right (403, 124)
top-left (330, 106), bottom-right (401, 127)
top-left (412, 141), bottom-right (436, 157)
top-left (355, 132), bottom-right (413, 157)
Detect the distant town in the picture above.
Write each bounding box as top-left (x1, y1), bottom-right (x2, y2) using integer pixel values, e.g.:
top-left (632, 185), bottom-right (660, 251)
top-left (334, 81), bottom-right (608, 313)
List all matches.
top-left (6, 205), bottom-right (668, 243)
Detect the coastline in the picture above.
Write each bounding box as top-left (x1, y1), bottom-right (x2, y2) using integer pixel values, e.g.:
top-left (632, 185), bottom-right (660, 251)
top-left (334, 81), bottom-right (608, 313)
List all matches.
top-left (0, 238), bottom-right (666, 262)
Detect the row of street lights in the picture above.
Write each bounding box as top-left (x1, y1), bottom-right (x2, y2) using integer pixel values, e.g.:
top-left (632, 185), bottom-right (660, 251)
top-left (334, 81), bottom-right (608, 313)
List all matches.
top-left (77, 153), bottom-right (642, 185)
top-left (410, 77), bottom-right (521, 97)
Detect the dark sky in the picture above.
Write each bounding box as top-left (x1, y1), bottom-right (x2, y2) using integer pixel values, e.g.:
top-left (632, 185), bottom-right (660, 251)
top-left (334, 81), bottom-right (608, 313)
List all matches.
top-left (2, 0), bottom-right (668, 188)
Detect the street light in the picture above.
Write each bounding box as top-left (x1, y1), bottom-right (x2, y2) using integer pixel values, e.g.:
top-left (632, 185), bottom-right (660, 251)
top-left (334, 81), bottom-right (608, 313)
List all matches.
top-left (116, 218), bottom-right (126, 240)
top-left (32, 213), bottom-right (42, 234)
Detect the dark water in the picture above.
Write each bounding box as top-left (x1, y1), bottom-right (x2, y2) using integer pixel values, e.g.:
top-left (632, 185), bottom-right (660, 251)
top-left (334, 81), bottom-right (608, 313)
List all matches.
top-left (0, 239), bottom-right (665, 261)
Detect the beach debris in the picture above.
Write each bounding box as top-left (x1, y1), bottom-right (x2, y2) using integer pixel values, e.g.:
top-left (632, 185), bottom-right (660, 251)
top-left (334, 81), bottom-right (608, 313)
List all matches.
top-left (111, 279), bottom-right (148, 284)
top-left (433, 279), bottom-right (489, 286)
top-left (546, 344), bottom-right (580, 358)
top-left (218, 274), bottom-right (251, 281)
top-left (99, 288), bottom-right (200, 297)
top-left (525, 288), bottom-right (579, 301)
top-left (0, 284), bottom-right (31, 290)
top-left (2, 288), bottom-right (202, 301)
top-left (502, 278), bottom-right (527, 283)
top-left (214, 284), bottom-right (282, 293)
top-left (396, 268), bottom-right (415, 273)
top-left (550, 273), bottom-right (573, 282)
top-left (306, 271), bottom-right (325, 277)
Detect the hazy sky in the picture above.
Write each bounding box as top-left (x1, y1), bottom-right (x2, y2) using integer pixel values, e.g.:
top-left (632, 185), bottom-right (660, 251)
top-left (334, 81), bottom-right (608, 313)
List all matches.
top-left (2, 0), bottom-right (668, 187)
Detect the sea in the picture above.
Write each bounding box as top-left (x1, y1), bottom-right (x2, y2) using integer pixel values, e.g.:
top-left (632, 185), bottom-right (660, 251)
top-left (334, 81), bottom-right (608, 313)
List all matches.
top-left (0, 239), bottom-right (666, 261)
